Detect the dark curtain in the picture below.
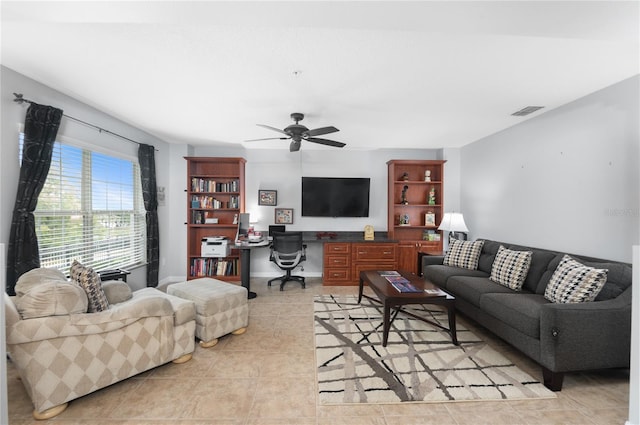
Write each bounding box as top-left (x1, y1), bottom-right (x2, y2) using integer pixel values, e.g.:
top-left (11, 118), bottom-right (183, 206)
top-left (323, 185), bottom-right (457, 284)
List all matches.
top-left (138, 144), bottom-right (159, 287)
top-left (6, 103), bottom-right (63, 295)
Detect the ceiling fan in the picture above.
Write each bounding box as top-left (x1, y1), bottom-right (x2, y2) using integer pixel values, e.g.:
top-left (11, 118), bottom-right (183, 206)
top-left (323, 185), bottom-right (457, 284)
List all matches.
top-left (245, 112), bottom-right (346, 152)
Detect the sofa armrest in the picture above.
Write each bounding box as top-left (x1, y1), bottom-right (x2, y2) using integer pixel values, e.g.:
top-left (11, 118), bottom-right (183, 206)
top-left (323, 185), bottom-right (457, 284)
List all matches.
top-left (6, 295), bottom-right (174, 345)
top-left (422, 255), bottom-right (444, 267)
top-left (539, 287), bottom-right (631, 372)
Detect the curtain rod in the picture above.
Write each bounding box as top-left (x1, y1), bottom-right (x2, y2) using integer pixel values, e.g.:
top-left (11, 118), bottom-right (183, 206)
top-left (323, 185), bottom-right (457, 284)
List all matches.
top-left (13, 93), bottom-right (158, 151)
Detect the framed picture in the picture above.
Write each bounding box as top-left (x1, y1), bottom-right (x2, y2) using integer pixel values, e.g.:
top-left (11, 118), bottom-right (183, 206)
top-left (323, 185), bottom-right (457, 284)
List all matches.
top-left (275, 208), bottom-right (293, 224)
top-left (425, 212), bottom-right (436, 226)
top-left (258, 190), bottom-right (277, 206)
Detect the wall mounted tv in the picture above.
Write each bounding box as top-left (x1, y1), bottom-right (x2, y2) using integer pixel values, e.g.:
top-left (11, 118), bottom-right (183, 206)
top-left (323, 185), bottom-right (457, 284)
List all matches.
top-left (301, 177), bottom-right (370, 217)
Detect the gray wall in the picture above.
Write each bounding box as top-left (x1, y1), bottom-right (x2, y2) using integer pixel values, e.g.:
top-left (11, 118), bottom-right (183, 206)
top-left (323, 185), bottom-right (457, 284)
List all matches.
top-left (460, 76), bottom-right (639, 263)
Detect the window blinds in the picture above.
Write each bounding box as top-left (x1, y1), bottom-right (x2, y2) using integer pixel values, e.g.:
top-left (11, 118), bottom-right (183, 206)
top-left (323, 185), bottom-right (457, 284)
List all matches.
top-left (23, 136), bottom-right (146, 275)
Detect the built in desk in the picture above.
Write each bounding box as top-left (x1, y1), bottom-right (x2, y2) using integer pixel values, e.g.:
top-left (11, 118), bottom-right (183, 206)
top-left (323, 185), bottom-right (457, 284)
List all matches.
top-left (302, 231), bottom-right (399, 286)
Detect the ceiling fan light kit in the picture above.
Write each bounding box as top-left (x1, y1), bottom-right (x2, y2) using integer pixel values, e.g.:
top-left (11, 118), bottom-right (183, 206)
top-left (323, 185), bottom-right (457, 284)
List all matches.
top-left (246, 112), bottom-right (346, 152)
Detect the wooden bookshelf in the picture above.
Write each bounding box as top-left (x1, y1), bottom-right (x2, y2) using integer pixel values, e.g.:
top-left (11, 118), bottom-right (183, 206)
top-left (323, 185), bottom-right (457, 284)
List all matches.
top-left (185, 157), bottom-right (245, 281)
top-left (387, 159), bottom-right (446, 274)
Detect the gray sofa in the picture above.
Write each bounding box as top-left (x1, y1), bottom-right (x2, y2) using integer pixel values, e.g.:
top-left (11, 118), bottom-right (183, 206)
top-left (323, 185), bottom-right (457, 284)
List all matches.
top-left (422, 239), bottom-right (632, 391)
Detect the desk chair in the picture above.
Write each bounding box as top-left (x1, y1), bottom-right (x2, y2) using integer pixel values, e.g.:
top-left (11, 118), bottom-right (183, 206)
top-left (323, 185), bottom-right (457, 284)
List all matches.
top-left (267, 231), bottom-right (306, 291)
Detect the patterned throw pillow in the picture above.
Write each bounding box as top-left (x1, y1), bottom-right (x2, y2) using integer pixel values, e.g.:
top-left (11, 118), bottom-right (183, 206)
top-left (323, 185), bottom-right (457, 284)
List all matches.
top-left (443, 239), bottom-right (484, 270)
top-left (71, 260), bottom-right (110, 312)
top-left (490, 245), bottom-right (533, 291)
top-left (544, 255), bottom-right (608, 303)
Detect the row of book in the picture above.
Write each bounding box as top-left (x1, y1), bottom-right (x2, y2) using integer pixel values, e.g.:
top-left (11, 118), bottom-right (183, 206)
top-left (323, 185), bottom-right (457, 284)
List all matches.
top-left (191, 195), bottom-right (239, 209)
top-left (191, 178), bottom-right (240, 193)
top-left (190, 258), bottom-right (238, 277)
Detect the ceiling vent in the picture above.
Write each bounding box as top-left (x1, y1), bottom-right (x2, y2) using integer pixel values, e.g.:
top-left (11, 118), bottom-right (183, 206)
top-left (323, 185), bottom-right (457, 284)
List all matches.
top-left (511, 106), bottom-right (544, 117)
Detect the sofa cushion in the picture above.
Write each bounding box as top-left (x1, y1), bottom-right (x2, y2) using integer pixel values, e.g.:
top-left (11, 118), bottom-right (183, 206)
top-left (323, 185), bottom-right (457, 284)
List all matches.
top-left (102, 280), bottom-right (133, 304)
top-left (132, 287), bottom-right (196, 326)
top-left (70, 260), bottom-right (110, 313)
top-left (476, 239), bottom-right (502, 274)
top-left (479, 293), bottom-right (548, 339)
top-left (446, 276), bottom-right (516, 307)
top-left (15, 267), bottom-right (68, 296)
top-left (424, 265), bottom-right (489, 290)
top-left (544, 255), bottom-right (608, 304)
top-left (443, 239), bottom-right (484, 270)
top-left (490, 245), bottom-right (532, 291)
top-left (15, 279), bottom-right (88, 319)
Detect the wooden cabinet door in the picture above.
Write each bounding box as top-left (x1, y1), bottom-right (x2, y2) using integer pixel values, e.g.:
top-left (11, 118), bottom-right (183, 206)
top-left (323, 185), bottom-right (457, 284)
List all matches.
top-left (397, 242), bottom-right (418, 274)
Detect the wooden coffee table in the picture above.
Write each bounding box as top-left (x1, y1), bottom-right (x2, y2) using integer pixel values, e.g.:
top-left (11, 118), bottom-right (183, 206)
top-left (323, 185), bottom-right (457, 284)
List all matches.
top-left (358, 270), bottom-right (458, 347)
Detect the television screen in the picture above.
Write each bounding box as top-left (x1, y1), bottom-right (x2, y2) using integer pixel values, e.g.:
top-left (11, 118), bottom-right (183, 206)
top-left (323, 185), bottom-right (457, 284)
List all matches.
top-left (302, 177), bottom-right (370, 217)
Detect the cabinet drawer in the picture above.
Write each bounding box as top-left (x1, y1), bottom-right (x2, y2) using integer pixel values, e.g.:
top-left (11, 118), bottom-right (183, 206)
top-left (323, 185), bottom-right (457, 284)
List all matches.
top-left (325, 242), bottom-right (351, 254)
top-left (326, 254), bottom-right (350, 267)
top-left (352, 243), bottom-right (397, 261)
top-left (323, 268), bottom-right (351, 282)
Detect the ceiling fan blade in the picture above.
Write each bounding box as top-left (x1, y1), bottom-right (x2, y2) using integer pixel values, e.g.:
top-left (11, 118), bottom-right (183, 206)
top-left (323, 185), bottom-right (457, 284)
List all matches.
top-left (306, 126), bottom-right (339, 137)
top-left (306, 137), bottom-right (346, 148)
top-left (244, 137), bottom-right (289, 142)
top-left (256, 124), bottom-right (287, 135)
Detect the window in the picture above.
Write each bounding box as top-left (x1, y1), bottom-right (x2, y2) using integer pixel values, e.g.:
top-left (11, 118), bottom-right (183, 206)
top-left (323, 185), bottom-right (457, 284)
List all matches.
top-left (21, 135), bottom-right (146, 275)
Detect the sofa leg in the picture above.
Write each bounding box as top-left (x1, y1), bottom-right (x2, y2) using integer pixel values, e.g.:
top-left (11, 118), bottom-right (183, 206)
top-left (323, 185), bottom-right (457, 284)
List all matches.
top-left (172, 353), bottom-right (193, 364)
top-left (199, 338), bottom-right (219, 348)
top-left (33, 402), bottom-right (68, 420)
top-left (542, 367), bottom-right (564, 391)
top-left (231, 327), bottom-right (247, 335)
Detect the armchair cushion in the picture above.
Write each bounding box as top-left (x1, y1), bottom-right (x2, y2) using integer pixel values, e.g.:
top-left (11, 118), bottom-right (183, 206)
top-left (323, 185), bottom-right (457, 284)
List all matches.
top-left (102, 280), bottom-right (133, 304)
top-left (15, 280), bottom-right (88, 319)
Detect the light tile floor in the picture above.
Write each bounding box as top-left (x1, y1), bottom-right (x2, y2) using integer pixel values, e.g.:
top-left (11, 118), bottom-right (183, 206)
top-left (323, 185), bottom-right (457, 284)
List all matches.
top-left (6, 278), bottom-right (630, 424)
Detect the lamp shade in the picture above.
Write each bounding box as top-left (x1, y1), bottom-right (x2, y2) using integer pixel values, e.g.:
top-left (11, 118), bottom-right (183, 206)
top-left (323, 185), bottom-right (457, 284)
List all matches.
top-left (438, 212), bottom-right (469, 233)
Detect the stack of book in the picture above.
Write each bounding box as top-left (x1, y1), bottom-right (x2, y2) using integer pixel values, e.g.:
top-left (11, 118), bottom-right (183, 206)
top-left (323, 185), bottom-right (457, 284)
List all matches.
top-left (378, 271), bottom-right (422, 293)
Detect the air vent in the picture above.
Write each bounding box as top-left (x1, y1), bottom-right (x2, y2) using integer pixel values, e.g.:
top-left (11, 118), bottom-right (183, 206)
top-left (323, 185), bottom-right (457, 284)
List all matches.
top-left (511, 106), bottom-right (544, 117)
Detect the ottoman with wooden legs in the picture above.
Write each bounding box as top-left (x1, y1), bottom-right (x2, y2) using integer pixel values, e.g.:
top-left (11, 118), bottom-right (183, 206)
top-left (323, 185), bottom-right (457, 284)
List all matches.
top-left (167, 278), bottom-right (249, 348)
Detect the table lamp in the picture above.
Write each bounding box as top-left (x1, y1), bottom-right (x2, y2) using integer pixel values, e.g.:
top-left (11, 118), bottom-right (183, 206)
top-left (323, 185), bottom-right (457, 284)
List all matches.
top-left (438, 212), bottom-right (469, 241)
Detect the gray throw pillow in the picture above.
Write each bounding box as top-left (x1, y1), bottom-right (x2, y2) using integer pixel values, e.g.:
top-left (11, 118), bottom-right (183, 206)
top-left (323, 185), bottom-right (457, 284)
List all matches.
top-left (102, 280), bottom-right (133, 304)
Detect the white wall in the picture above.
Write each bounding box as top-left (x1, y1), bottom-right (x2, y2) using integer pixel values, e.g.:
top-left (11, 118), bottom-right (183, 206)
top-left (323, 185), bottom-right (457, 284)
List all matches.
top-left (461, 76), bottom-right (639, 262)
top-left (0, 66), bottom-right (171, 289)
top-left (187, 146), bottom-right (446, 277)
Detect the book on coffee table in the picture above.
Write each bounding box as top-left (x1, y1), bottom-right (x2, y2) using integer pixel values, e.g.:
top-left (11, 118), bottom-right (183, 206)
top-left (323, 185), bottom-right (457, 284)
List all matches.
top-left (385, 276), bottom-right (422, 293)
top-left (378, 270), bottom-right (400, 276)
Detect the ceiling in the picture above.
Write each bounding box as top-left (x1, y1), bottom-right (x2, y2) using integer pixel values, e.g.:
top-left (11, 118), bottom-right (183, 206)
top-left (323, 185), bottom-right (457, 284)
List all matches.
top-left (2, 1), bottom-right (638, 151)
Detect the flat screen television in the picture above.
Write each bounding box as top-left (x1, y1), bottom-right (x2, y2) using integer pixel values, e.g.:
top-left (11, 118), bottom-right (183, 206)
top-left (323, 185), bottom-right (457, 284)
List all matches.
top-left (302, 177), bottom-right (370, 217)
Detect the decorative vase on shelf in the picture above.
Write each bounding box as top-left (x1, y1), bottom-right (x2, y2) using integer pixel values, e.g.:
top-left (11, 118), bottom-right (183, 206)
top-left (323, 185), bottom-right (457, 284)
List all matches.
top-left (424, 170), bottom-right (431, 182)
top-left (428, 187), bottom-right (436, 205)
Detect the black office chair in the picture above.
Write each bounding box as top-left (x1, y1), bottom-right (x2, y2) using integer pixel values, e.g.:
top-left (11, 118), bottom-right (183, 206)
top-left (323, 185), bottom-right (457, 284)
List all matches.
top-left (267, 231), bottom-right (306, 291)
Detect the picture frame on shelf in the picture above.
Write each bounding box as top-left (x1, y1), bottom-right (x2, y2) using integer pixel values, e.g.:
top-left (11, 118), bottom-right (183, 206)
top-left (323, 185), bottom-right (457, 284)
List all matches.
top-left (275, 208), bottom-right (293, 224)
top-left (258, 190), bottom-right (277, 206)
top-left (425, 212), bottom-right (436, 227)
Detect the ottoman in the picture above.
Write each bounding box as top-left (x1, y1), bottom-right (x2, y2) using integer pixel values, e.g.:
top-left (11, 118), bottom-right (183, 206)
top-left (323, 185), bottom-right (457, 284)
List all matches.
top-left (167, 278), bottom-right (249, 348)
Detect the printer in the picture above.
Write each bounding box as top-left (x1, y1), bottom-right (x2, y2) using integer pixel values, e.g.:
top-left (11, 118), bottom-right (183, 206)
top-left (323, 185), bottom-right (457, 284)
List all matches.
top-left (201, 236), bottom-right (230, 257)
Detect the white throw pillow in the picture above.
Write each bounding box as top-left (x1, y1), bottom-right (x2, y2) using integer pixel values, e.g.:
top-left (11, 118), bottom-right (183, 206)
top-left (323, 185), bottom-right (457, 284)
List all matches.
top-left (490, 245), bottom-right (533, 291)
top-left (443, 239), bottom-right (484, 270)
top-left (544, 255), bottom-right (608, 303)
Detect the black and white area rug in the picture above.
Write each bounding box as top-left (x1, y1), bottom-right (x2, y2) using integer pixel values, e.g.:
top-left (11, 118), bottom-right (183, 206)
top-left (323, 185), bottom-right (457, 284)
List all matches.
top-left (314, 294), bottom-right (556, 404)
